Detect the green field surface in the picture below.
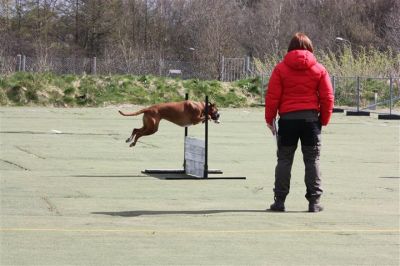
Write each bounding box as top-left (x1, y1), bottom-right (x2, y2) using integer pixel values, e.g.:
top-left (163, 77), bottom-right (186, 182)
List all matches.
top-left (1, 107), bottom-right (399, 266)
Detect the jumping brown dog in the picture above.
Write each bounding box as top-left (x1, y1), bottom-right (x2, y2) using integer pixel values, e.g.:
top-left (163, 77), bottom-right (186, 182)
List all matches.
top-left (119, 100), bottom-right (220, 147)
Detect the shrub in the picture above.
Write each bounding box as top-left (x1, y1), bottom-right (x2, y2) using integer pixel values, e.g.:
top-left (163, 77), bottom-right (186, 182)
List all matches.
top-left (7, 85), bottom-right (27, 104)
top-left (235, 77), bottom-right (261, 95)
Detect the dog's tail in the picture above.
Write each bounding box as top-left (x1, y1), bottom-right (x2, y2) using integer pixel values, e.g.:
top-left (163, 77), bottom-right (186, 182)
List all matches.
top-left (118, 109), bottom-right (146, 117)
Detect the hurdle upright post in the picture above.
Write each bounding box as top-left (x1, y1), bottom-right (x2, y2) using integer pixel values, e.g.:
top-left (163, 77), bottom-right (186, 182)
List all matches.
top-left (203, 96), bottom-right (209, 178)
top-left (183, 93), bottom-right (189, 171)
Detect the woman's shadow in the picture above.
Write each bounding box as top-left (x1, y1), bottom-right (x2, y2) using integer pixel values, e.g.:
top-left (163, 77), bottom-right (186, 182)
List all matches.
top-left (92, 209), bottom-right (306, 217)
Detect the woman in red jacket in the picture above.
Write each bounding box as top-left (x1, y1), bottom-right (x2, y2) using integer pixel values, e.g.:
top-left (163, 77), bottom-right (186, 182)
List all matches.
top-left (265, 32), bottom-right (334, 212)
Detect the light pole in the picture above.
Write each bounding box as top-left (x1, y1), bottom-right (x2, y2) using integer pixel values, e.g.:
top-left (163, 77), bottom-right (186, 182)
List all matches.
top-left (335, 37), bottom-right (352, 53)
top-left (188, 47), bottom-right (196, 78)
top-left (335, 37), bottom-right (351, 45)
top-left (331, 37), bottom-right (353, 113)
top-left (335, 37), bottom-right (370, 116)
top-left (188, 47), bottom-right (195, 61)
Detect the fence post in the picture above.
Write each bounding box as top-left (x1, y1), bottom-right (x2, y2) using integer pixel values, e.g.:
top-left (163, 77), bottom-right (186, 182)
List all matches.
top-left (372, 91), bottom-right (377, 110)
top-left (356, 76), bottom-right (360, 112)
top-left (22, 55), bottom-right (26, 71)
top-left (389, 76), bottom-right (393, 115)
top-left (220, 56), bottom-right (225, 81)
top-left (16, 54), bottom-right (22, 71)
top-left (347, 76), bottom-right (369, 116)
top-left (245, 56), bottom-right (251, 77)
top-left (159, 57), bottom-right (163, 77)
top-left (92, 57), bottom-right (97, 75)
top-left (242, 57), bottom-right (246, 79)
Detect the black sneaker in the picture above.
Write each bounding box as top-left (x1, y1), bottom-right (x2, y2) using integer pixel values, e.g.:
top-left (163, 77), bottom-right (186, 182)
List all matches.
top-left (269, 201), bottom-right (285, 212)
top-left (308, 203), bottom-right (324, 212)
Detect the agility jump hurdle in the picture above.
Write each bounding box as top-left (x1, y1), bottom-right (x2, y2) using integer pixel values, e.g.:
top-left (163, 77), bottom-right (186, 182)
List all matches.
top-left (143, 94), bottom-right (246, 180)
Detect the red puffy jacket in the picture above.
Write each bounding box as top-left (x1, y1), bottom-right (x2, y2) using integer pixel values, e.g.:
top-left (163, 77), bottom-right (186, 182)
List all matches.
top-left (265, 50), bottom-right (334, 126)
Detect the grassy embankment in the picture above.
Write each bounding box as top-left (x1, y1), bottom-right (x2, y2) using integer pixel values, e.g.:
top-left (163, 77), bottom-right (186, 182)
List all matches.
top-left (1, 47), bottom-right (398, 108)
top-left (0, 73), bottom-right (261, 107)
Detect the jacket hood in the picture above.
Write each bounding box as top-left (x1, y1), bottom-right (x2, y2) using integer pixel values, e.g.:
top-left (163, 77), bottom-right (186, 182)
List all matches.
top-left (283, 50), bottom-right (317, 70)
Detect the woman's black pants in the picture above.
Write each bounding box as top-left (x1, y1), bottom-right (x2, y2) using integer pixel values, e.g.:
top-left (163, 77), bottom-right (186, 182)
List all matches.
top-left (274, 119), bottom-right (323, 202)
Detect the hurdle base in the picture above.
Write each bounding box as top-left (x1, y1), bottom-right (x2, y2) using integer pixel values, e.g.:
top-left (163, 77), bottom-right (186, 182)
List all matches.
top-left (333, 108), bottom-right (345, 113)
top-left (346, 110), bottom-right (370, 116)
top-left (378, 114), bottom-right (400, 120)
top-left (142, 169), bottom-right (246, 180)
top-left (142, 169), bottom-right (223, 175)
top-left (142, 169), bottom-right (185, 174)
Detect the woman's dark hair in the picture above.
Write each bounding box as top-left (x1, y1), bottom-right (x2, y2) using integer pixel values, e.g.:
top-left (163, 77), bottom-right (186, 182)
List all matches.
top-left (287, 32), bottom-right (314, 53)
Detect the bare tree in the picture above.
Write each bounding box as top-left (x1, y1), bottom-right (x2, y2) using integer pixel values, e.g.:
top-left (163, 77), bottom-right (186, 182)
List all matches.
top-left (0, 0), bottom-right (399, 70)
top-left (182, 0), bottom-right (243, 78)
top-left (384, 0), bottom-right (400, 52)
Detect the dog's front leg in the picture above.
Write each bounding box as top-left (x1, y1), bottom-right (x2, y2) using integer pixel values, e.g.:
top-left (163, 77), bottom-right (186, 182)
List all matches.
top-left (192, 115), bottom-right (205, 124)
top-left (200, 115), bottom-right (212, 123)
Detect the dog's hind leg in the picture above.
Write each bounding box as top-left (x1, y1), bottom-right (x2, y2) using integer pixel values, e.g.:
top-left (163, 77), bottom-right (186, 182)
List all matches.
top-left (126, 113), bottom-right (149, 143)
top-left (129, 128), bottom-right (145, 147)
top-left (126, 128), bottom-right (138, 143)
top-left (129, 116), bottom-right (159, 147)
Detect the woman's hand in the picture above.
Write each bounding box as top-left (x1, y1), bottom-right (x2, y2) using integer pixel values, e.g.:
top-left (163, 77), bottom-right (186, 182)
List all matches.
top-left (267, 123), bottom-right (276, 135)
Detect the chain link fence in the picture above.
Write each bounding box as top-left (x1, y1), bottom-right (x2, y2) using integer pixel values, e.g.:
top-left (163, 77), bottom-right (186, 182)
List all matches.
top-left (259, 74), bottom-right (400, 115)
top-left (1, 54), bottom-right (259, 81)
top-left (1, 54), bottom-right (399, 115)
top-left (1, 54), bottom-right (223, 80)
top-left (332, 76), bottom-right (400, 115)
top-left (220, 56), bottom-right (256, 81)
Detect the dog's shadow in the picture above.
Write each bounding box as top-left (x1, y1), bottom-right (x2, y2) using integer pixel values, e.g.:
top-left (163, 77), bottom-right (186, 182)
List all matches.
top-left (92, 209), bottom-right (306, 217)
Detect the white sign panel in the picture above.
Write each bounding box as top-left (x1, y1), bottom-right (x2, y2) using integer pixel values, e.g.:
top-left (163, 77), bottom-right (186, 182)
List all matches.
top-left (185, 137), bottom-right (205, 177)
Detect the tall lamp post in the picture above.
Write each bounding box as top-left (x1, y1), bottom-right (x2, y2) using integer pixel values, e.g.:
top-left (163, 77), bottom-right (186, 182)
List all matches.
top-left (188, 47), bottom-right (195, 58)
top-left (335, 37), bottom-right (351, 45)
top-left (336, 37), bottom-right (370, 116)
top-left (331, 37), bottom-right (351, 113)
top-left (189, 47), bottom-right (196, 78)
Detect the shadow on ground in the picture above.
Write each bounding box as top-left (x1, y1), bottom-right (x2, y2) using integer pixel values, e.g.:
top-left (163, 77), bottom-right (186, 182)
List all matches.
top-left (92, 209), bottom-right (306, 217)
top-left (142, 173), bottom-right (246, 180)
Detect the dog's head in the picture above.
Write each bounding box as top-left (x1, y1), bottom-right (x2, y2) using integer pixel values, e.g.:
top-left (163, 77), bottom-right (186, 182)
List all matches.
top-left (207, 103), bottom-right (220, 124)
